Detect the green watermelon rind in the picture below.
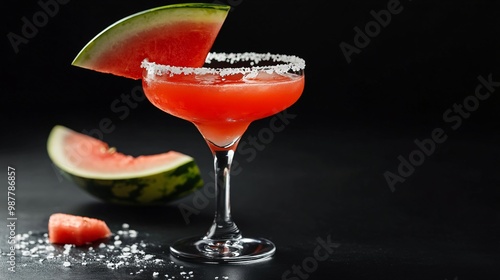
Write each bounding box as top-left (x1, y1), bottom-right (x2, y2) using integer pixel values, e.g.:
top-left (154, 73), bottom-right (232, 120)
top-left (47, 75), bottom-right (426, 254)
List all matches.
top-left (72, 3), bottom-right (230, 74)
top-left (47, 125), bottom-right (205, 205)
top-left (47, 125), bottom-right (197, 180)
top-left (55, 160), bottom-right (204, 206)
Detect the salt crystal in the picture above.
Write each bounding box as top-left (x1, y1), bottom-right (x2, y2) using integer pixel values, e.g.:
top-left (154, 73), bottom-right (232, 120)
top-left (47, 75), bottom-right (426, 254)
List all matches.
top-left (122, 223), bottom-right (130, 229)
top-left (153, 272), bottom-right (159, 277)
top-left (11, 228), bottom-right (168, 273)
top-left (63, 245), bottom-right (72, 255)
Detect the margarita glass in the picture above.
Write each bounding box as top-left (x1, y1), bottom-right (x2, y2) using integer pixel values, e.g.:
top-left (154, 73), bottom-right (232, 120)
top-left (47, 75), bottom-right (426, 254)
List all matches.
top-left (141, 52), bottom-right (305, 263)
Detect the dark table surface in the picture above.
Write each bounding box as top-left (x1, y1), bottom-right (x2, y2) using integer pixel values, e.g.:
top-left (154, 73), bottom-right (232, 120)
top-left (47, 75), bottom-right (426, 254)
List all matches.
top-left (1, 113), bottom-right (499, 280)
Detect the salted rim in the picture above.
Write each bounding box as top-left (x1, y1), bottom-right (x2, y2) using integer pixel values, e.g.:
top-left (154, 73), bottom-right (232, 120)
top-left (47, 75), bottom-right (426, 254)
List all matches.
top-left (141, 52), bottom-right (306, 78)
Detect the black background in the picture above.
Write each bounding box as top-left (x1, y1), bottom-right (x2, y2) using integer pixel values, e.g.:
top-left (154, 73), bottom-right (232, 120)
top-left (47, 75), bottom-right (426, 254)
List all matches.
top-left (3, 0), bottom-right (500, 128)
top-left (2, 0), bottom-right (500, 279)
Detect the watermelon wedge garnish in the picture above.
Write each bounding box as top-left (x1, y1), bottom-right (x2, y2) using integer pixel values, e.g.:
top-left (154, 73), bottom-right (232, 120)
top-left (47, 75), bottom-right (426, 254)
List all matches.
top-left (72, 3), bottom-right (230, 79)
top-left (48, 213), bottom-right (111, 246)
top-left (47, 125), bottom-right (204, 205)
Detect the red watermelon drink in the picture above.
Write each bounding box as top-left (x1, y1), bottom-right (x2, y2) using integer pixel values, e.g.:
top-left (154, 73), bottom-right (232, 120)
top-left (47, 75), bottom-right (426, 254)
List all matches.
top-left (141, 52), bottom-right (305, 263)
top-left (142, 53), bottom-right (305, 148)
top-left (70, 3), bottom-right (306, 264)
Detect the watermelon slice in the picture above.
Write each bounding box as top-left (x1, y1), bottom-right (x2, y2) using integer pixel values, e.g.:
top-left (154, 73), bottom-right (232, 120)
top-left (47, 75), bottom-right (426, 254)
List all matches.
top-left (72, 3), bottom-right (230, 79)
top-left (47, 125), bottom-right (204, 205)
top-left (48, 213), bottom-right (111, 246)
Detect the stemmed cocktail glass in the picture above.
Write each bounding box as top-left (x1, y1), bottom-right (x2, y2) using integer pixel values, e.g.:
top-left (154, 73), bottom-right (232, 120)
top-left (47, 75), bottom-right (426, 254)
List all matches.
top-left (141, 52), bottom-right (305, 263)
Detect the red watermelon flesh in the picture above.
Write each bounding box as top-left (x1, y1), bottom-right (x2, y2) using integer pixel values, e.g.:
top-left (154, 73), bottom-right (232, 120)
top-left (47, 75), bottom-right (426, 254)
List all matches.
top-left (85, 21), bottom-right (223, 79)
top-left (72, 4), bottom-right (230, 79)
top-left (48, 213), bottom-right (112, 246)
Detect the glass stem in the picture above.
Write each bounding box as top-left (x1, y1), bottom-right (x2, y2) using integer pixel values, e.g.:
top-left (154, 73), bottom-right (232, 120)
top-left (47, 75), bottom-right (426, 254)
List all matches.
top-left (204, 144), bottom-right (242, 241)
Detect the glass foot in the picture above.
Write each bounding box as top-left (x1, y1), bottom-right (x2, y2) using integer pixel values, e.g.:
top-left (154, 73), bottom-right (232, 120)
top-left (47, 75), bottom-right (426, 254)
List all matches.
top-left (170, 236), bottom-right (276, 263)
